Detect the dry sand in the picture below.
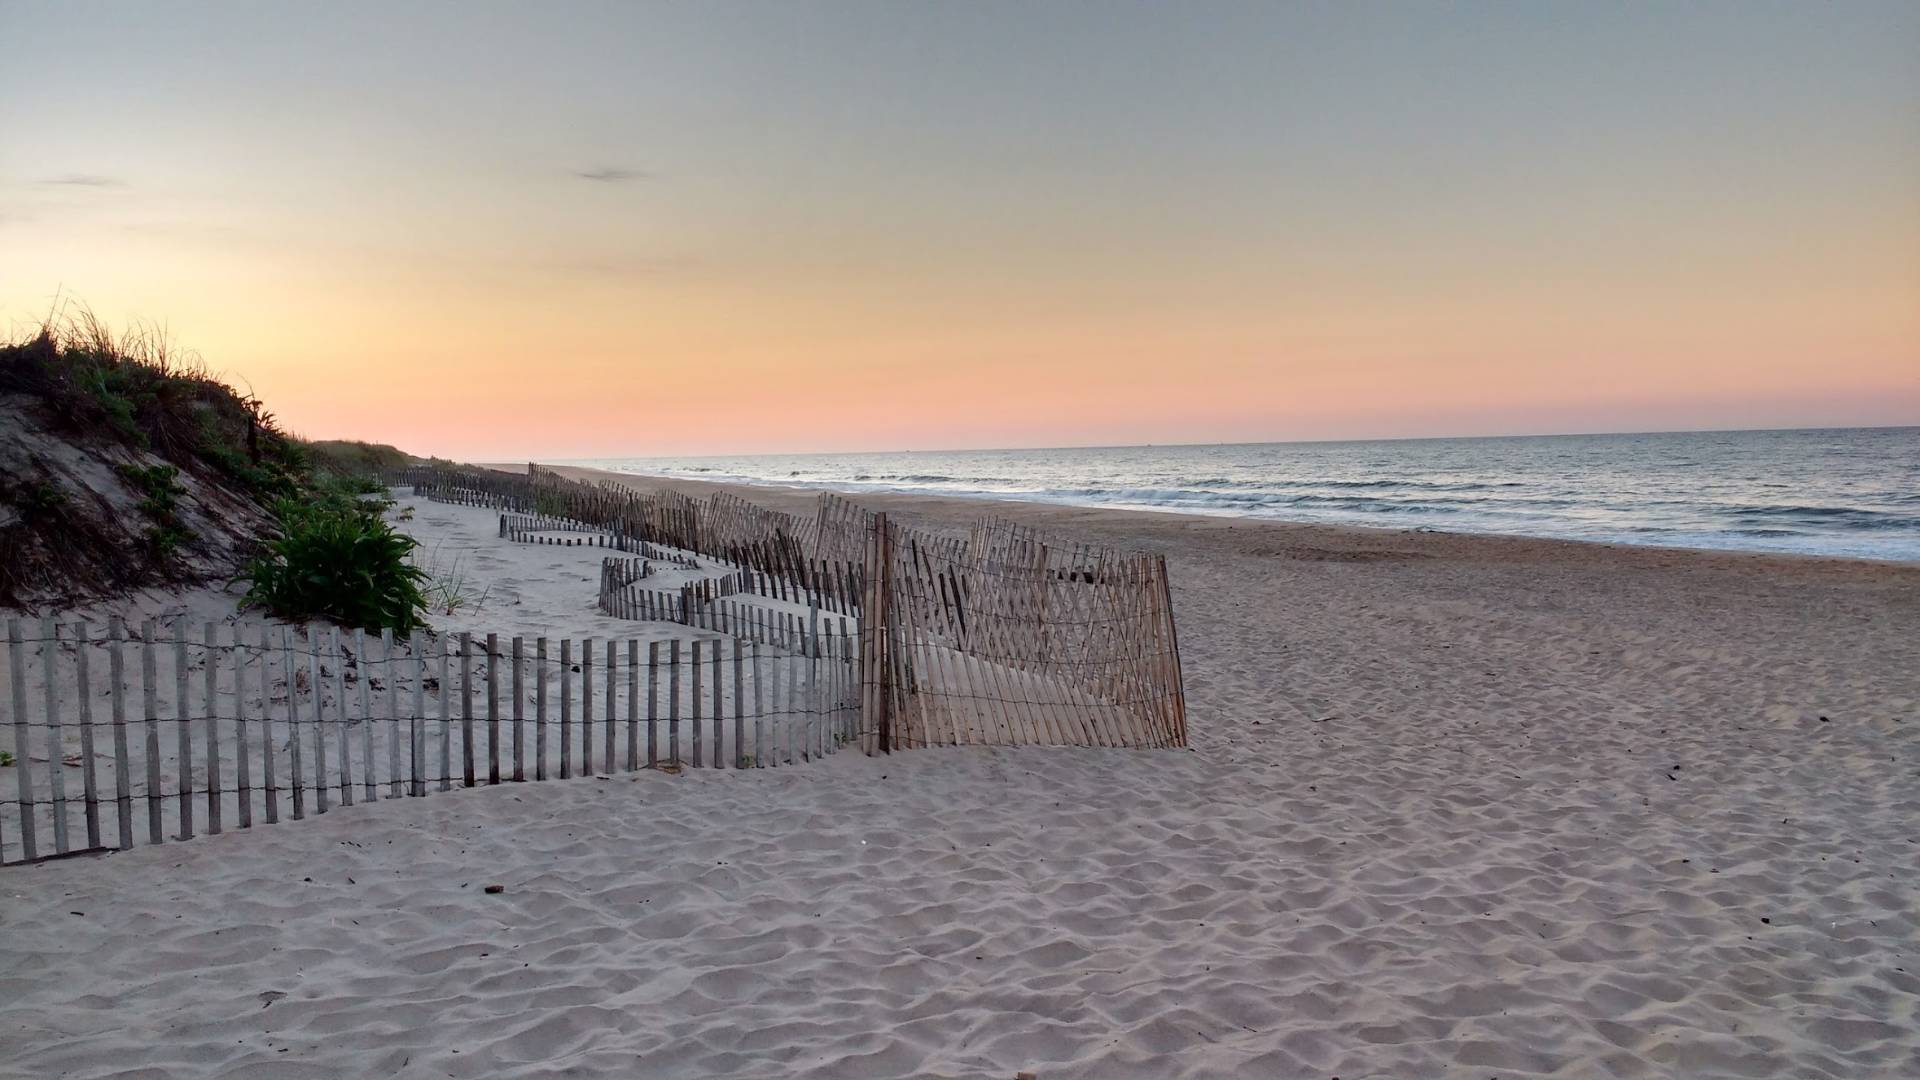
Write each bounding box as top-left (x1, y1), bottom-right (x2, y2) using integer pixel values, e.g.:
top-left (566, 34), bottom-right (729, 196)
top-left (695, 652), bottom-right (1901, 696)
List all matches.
top-left (3, 468), bottom-right (1918, 1078)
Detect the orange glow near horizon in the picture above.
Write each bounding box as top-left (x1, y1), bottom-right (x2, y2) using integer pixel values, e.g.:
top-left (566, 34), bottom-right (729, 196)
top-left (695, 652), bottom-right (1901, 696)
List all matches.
top-left (4, 3), bottom-right (1916, 458)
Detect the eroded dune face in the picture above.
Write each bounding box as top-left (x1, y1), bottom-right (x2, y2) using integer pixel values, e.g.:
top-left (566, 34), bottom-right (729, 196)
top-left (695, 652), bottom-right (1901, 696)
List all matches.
top-left (1, 391), bottom-right (278, 606)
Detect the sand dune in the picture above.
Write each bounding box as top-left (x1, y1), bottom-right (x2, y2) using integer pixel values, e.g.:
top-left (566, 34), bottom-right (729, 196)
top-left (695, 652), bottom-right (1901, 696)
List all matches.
top-left (3, 476), bottom-right (1917, 1078)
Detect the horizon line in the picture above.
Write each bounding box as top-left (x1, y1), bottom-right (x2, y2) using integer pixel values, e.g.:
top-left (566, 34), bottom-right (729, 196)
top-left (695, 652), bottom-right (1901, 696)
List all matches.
top-left (521, 421), bottom-right (1920, 464)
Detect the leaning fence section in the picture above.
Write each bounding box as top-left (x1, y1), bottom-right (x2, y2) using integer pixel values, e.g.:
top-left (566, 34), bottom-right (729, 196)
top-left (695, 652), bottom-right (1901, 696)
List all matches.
top-left (0, 617), bottom-right (857, 866)
top-left (855, 512), bottom-right (1186, 754)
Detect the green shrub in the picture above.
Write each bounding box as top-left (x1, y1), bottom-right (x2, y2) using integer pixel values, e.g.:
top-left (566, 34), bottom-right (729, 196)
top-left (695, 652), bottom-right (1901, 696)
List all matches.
top-left (242, 498), bottom-right (428, 633)
top-left (79, 365), bottom-right (144, 445)
top-left (118, 463), bottom-right (183, 518)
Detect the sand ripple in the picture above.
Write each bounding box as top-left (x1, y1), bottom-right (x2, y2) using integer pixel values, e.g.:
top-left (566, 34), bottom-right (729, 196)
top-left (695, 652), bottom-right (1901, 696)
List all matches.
top-left (4, 510), bottom-right (1918, 1077)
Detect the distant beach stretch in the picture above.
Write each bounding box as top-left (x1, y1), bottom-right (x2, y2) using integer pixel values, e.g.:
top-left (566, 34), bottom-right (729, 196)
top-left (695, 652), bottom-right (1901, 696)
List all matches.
top-left (583, 426), bottom-right (1920, 563)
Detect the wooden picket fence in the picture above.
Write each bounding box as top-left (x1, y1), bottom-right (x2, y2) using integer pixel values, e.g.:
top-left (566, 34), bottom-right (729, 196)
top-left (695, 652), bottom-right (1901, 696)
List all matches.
top-left (0, 465), bottom-right (1187, 865)
top-left (0, 616), bottom-right (856, 866)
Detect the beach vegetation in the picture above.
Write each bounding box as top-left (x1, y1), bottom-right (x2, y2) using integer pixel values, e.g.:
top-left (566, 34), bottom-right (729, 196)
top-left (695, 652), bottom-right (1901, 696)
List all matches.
top-left (242, 495), bottom-right (428, 633)
top-left (412, 543), bottom-right (492, 617)
top-left (115, 462), bottom-right (190, 560)
top-left (303, 439), bottom-right (411, 478)
top-left (0, 305), bottom-right (412, 607)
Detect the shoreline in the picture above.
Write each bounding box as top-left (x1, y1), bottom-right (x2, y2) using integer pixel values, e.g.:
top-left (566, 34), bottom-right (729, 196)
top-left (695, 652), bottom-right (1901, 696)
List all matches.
top-left (493, 462), bottom-right (1920, 583)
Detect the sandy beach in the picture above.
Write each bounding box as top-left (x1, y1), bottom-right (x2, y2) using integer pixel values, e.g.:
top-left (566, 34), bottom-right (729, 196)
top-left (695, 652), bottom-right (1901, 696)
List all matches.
top-left (4, 468), bottom-right (1918, 1078)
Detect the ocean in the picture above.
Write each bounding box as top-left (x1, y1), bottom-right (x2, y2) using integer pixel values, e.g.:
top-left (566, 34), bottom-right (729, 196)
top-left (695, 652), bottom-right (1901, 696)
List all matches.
top-left (579, 427), bottom-right (1920, 562)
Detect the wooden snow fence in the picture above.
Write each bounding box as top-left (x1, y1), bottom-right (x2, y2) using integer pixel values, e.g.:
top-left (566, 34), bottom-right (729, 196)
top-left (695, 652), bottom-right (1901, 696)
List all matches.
top-left (0, 617), bottom-right (858, 866)
top-left (414, 465), bottom-right (1186, 755)
top-left (853, 512), bottom-right (1187, 754)
top-left (529, 465), bottom-right (1190, 755)
top-left (406, 466), bottom-right (813, 588)
top-left (0, 469), bottom-right (1188, 865)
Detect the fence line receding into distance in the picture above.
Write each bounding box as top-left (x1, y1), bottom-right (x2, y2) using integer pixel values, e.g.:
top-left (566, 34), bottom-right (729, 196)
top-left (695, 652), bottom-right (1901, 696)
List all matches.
top-left (1, 463), bottom-right (1186, 865)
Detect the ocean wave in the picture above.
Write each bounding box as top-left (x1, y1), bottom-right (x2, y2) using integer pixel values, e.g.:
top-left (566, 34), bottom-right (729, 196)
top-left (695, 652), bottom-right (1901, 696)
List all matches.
top-left (578, 428), bottom-right (1920, 562)
top-left (1724, 504), bottom-right (1917, 530)
top-left (1033, 486), bottom-right (1470, 516)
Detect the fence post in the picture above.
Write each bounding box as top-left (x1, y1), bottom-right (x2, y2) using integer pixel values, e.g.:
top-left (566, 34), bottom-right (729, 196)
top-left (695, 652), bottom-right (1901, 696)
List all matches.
top-left (863, 513), bottom-right (893, 753)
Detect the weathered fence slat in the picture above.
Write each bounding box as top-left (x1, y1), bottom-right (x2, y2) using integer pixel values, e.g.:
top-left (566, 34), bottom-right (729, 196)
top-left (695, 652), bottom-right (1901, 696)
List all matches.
top-left (144, 621), bottom-right (165, 840)
top-left (460, 632), bottom-right (475, 788)
top-left (262, 626), bottom-right (279, 824)
top-left (385, 628), bottom-right (402, 799)
top-left (752, 641), bottom-right (766, 768)
top-left (690, 640), bottom-right (703, 768)
top-left (410, 630), bottom-right (427, 797)
top-left (626, 639), bottom-right (640, 772)
top-left (711, 643), bottom-right (723, 769)
top-left (76, 620), bottom-right (102, 848)
top-left (486, 632), bottom-right (500, 785)
top-left (582, 637), bottom-right (595, 776)
top-left (272, 633), bottom-right (308, 810)
top-left (733, 639), bottom-right (746, 769)
top-left (7, 620), bottom-right (36, 861)
top-left (668, 639), bottom-right (682, 768)
top-left (511, 636), bottom-right (525, 782)
top-left (176, 625), bottom-right (194, 838)
top-left (536, 637), bottom-right (549, 781)
top-left (111, 619), bottom-right (134, 845)
top-left (437, 634), bottom-right (452, 793)
top-left (559, 638), bottom-right (572, 779)
top-left (233, 624), bottom-right (252, 829)
top-left (332, 627), bottom-right (353, 808)
top-left (770, 641), bottom-right (786, 765)
top-left (203, 622), bottom-right (221, 835)
top-left (308, 630), bottom-right (328, 816)
top-left (605, 639), bottom-right (617, 775)
top-left (41, 618), bottom-right (69, 854)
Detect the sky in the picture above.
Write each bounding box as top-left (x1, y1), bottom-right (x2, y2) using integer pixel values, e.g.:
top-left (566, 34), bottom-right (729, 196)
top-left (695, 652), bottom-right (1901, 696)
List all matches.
top-left (2, 1), bottom-right (1916, 459)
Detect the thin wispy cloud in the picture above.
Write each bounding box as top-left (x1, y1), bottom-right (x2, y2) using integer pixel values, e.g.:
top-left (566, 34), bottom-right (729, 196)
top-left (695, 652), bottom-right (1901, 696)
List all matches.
top-left (39, 174), bottom-right (124, 188)
top-left (574, 167), bottom-right (650, 183)
top-left (546, 252), bottom-right (700, 278)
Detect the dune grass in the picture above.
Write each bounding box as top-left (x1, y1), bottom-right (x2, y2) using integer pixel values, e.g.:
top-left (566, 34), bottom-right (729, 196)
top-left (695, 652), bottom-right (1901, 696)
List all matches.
top-left (1, 307), bottom-right (421, 627)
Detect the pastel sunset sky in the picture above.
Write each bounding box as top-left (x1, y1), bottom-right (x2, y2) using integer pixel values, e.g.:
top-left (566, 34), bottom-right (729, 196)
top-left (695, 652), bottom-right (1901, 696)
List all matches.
top-left (3, 1), bottom-right (1916, 458)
